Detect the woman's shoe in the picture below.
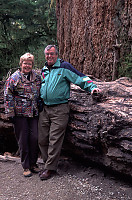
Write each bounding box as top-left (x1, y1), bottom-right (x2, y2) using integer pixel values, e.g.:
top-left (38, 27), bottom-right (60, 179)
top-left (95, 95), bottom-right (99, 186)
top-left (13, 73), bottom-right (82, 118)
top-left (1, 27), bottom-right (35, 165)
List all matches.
top-left (23, 169), bottom-right (32, 177)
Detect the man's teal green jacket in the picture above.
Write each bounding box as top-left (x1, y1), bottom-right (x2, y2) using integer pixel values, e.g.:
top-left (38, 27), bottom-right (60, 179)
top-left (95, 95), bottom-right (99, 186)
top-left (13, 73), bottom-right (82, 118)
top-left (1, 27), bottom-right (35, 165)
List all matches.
top-left (40, 58), bottom-right (97, 105)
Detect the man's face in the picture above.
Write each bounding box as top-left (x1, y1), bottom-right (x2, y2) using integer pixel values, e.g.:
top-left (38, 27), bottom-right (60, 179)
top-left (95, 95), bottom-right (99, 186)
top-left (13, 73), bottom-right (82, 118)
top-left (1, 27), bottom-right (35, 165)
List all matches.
top-left (21, 60), bottom-right (33, 74)
top-left (45, 47), bottom-right (58, 66)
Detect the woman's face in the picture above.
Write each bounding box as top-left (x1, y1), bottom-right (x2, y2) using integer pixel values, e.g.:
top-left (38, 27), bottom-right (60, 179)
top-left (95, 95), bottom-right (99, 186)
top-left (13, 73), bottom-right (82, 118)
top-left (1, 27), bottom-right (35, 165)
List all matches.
top-left (21, 60), bottom-right (33, 74)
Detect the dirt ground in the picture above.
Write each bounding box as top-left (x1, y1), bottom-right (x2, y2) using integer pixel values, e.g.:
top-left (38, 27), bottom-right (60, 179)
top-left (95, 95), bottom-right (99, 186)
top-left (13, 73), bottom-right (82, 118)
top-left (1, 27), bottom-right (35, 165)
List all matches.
top-left (0, 155), bottom-right (132, 200)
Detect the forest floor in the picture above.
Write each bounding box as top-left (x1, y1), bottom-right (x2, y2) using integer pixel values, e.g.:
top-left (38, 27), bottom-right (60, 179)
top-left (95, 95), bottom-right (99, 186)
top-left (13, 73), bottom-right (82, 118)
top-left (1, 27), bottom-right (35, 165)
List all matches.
top-left (0, 154), bottom-right (132, 200)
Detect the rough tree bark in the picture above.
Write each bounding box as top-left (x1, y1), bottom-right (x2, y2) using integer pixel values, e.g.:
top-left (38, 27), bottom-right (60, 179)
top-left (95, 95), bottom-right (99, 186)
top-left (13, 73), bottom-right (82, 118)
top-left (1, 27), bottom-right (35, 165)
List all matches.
top-left (56, 0), bottom-right (131, 81)
top-left (0, 78), bottom-right (132, 177)
top-left (64, 76), bottom-right (132, 177)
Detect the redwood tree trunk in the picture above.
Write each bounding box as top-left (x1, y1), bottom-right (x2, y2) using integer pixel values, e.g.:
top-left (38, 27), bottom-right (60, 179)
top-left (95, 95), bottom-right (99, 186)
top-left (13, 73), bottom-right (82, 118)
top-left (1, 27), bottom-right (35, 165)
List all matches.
top-left (56, 0), bottom-right (131, 81)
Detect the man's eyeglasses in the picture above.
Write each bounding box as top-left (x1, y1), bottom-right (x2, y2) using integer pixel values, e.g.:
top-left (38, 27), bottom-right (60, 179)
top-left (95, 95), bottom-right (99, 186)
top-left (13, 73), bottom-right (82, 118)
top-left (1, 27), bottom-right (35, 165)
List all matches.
top-left (45, 52), bottom-right (56, 56)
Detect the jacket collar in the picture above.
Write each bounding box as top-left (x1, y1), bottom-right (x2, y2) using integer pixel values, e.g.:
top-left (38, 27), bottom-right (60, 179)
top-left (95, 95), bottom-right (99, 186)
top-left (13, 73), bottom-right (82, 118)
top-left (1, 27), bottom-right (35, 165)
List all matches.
top-left (18, 69), bottom-right (36, 83)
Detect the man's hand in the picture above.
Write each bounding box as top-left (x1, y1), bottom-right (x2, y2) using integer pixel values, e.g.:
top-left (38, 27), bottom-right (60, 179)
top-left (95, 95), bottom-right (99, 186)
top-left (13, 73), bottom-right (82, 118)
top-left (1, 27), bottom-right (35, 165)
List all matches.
top-left (91, 88), bottom-right (101, 95)
top-left (91, 88), bottom-right (102, 101)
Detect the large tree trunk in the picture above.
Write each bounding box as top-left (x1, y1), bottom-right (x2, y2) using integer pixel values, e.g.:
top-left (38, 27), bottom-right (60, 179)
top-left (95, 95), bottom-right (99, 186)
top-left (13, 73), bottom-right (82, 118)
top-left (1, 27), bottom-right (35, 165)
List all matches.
top-left (56, 0), bottom-right (131, 81)
top-left (0, 78), bottom-right (132, 177)
top-left (64, 76), bottom-right (132, 177)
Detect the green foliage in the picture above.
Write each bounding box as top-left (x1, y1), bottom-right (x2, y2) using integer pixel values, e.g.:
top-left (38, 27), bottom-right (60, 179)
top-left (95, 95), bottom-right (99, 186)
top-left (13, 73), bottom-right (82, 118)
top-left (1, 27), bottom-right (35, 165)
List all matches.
top-left (0, 0), bottom-right (57, 80)
top-left (119, 53), bottom-right (132, 79)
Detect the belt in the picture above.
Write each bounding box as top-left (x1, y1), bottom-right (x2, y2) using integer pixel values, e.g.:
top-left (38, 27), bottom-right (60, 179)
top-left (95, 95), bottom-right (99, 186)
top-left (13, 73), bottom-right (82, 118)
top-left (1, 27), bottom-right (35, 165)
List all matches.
top-left (44, 102), bottom-right (68, 107)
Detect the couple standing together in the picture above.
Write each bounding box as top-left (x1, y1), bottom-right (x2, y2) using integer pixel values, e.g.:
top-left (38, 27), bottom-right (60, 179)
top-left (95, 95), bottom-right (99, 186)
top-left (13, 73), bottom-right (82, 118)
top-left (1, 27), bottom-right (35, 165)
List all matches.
top-left (4, 45), bottom-right (101, 180)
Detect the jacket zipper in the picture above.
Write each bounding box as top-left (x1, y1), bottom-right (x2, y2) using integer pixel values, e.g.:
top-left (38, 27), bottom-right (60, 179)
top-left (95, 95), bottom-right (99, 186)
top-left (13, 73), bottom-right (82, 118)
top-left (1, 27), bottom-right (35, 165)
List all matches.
top-left (45, 68), bottom-right (51, 103)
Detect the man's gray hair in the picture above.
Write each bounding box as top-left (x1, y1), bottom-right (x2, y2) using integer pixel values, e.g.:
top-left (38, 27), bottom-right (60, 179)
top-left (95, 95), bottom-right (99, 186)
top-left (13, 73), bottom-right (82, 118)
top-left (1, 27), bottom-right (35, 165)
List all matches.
top-left (44, 45), bottom-right (58, 55)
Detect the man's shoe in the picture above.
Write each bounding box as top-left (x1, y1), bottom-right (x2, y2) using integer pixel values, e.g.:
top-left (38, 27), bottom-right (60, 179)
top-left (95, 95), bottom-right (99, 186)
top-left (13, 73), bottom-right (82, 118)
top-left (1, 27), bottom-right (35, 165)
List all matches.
top-left (40, 169), bottom-right (56, 180)
top-left (39, 169), bottom-right (45, 177)
top-left (30, 165), bottom-right (41, 173)
top-left (23, 169), bottom-right (32, 177)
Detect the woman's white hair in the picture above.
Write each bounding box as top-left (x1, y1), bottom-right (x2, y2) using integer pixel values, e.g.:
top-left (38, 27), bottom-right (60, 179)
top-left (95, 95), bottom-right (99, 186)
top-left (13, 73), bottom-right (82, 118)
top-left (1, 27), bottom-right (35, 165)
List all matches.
top-left (19, 53), bottom-right (34, 66)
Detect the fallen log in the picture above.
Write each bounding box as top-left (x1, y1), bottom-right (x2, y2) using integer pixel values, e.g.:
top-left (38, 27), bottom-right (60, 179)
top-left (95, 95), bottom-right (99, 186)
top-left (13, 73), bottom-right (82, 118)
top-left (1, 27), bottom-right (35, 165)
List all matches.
top-left (0, 77), bottom-right (132, 177)
top-left (64, 77), bottom-right (132, 177)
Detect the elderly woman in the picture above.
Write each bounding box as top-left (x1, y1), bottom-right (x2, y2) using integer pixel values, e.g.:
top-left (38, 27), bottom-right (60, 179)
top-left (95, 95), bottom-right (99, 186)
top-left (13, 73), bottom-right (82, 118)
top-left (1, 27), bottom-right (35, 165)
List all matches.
top-left (4, 53), bottom-right (41, 177)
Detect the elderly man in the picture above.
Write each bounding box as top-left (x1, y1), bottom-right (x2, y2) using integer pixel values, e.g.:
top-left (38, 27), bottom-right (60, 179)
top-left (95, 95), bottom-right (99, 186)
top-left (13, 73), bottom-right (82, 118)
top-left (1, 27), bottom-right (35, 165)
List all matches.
top-left (38, 45), bottom-right (101, 180)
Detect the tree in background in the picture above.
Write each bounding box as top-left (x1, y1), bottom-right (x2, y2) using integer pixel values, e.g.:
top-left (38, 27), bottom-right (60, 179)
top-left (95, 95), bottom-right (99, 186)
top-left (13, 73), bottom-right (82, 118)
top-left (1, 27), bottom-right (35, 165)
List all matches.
top-left (56, 0), bottom-right (131, 80)
top-left (0, 0), bottom-right (57, 80)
